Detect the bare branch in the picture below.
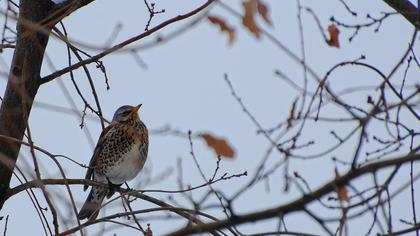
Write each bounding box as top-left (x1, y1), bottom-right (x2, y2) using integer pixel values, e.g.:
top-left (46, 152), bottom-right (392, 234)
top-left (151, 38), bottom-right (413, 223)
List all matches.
top-left (382, 0), bottom-right (420, 30)
top-left (168, 152), bottom-right (420, 235)
top-left (40, 0), bottom-right (216, 84)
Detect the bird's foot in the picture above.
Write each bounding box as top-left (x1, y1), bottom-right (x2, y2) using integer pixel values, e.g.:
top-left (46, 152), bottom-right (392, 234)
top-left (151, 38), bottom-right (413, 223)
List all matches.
top-left (106, 178), bottom-right (122, 198)
top-left (124, 182), bottom-right (133, 191)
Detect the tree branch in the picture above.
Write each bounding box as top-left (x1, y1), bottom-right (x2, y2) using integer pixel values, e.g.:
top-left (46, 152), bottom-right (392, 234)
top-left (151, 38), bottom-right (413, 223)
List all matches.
top-left (380, 223), bottom-right (420, 236)
top-left (382, 0), bottom-right (419, 30)
top-left (40, 0), bottom-right (216, 84)
top-left (0, 0), bottom-right (54, 210)
top-left (167, 152), bottom-right (420, 235)
top-left (0, 0), bottom-right (96, 211)
top-left (4, 178), bottom-right (223, 236)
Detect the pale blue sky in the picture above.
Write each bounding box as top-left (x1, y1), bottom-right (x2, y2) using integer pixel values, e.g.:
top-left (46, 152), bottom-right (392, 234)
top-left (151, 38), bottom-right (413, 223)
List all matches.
top-left (0, 0), bottom-right (419, 235)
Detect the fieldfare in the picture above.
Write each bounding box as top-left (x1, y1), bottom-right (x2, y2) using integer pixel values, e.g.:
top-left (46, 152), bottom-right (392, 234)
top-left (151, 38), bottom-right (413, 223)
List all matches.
top-left (78, 104), bottom-right (149, 220)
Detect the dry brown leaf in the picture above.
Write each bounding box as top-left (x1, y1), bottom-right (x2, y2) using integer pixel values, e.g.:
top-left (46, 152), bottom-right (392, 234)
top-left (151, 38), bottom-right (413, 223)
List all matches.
top-left (327, 24), bottom-right (340, 48)
top-left (242, 0), bottom-right (260, 39)
top-left (201, 133), bottom-right (235, 158)
top-left (257, 0), bottom-right (272, 26)
top-left (208, 16), bottom-right (236, 45)
top-left (335, 168), bottom-right (349, 202)
top-left (287, 98), bottom-right (298, 129)
top-left (145, 224), bottom-right (153, 236)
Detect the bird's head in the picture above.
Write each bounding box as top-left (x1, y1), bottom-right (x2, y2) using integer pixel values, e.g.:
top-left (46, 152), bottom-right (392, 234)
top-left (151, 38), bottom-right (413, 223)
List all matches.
top-left (112, 104), bottom-right (142, 123)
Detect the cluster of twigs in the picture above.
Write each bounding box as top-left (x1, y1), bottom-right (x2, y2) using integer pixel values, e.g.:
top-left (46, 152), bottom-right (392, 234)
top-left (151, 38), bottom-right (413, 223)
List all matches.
top-left (0, 0), bottom-right (418, 235)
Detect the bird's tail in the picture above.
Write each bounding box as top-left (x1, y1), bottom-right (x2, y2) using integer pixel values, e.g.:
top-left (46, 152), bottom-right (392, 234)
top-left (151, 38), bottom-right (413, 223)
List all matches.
top-left (78, 186), bottom-right (107, 220)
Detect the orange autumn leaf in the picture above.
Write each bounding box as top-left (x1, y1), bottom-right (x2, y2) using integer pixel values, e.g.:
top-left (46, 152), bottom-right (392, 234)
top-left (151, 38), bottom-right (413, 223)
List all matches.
top-left (242, 0), bottom-right (260, 39)
top-left (200, 133), bottom-right (235, 158)
top-left (335, 168), bottom-right (349, 202)
top-left (257, 0), bottom-right (272, 26)
top-left (208, 16), bottom-right (236, 45)
top-left (327, 24), bottom-right (340, 48)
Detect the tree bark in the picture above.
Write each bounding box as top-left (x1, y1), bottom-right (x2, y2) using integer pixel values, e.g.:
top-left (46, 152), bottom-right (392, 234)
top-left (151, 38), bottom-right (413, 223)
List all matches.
top-left (0, 0), bottom-right (54, 209)
top-left (383, 0), bottom-right (420, 30)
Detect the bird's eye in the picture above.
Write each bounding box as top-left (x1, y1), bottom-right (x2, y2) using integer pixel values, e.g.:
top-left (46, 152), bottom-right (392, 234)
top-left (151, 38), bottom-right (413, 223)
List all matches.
top-left (122, 110), bottom-right (131, 116)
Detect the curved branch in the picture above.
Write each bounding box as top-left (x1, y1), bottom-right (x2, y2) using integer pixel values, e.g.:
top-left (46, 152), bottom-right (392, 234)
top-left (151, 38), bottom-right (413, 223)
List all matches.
top-left (4, 178), bottom-right (224, 236)
top-left (167, 151), bottom-right (420, 235)
top-left (40, 0), bottom-right (216, 84)
top-left (380, 223), bottom-right (420, 236)
top-left (59, 207), bottom-right (219, 236)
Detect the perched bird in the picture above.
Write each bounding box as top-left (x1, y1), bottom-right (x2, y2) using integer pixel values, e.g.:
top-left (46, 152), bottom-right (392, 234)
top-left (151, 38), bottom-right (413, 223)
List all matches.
top-left (78, 104), bottom-right (149, 220)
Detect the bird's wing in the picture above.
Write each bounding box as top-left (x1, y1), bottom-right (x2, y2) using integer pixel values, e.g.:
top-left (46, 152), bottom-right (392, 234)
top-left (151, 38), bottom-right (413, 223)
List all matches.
top-left (83, 123), bottom-right (115, 191)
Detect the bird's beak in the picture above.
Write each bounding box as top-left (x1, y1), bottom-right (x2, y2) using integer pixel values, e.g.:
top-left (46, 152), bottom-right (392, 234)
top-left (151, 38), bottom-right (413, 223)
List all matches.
top-left (131, 104), bottom-right (142, 114)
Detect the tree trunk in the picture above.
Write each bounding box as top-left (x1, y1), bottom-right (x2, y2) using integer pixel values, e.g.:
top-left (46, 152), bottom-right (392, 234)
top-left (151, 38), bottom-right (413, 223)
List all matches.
top-left (0, 0), bottom-right (54, 209)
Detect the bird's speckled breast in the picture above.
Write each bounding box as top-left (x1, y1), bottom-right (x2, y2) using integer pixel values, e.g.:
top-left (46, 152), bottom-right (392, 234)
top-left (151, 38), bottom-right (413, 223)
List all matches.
top-left (107, 141), bottom-right (147, 184)
top-left (96, 121), bottom-right (148, 184)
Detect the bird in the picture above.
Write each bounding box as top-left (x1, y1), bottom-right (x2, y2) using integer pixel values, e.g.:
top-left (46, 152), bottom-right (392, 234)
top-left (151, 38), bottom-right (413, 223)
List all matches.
top-left (78, 104), bottom-right (148, 220)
